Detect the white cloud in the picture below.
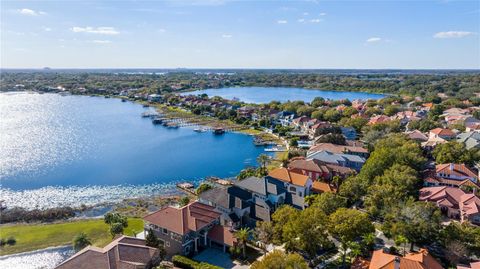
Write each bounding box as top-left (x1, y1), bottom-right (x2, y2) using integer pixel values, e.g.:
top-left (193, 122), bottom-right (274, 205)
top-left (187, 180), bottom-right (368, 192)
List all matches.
top-left (17, 8), bottom-right (46, 16)
top-left (71, 26), bottom-right (120, 35)
top-left (158, 28), bottom-right (167, 33)
top-left (310, 19), bottom-right (322, 23)
top-left (42, 27), bottom-right (52, 32)
top-left (221, 34), bottom-right (232, 38)
top-left (433, 31), bottom-right (474, 38)
top-left (366, 37), bottom-right (382, 43)
top-left (303, 12), bottom-right (309, 16)
top-left (277, 20), bottom-right (288, 24)
top-left (92, 40), bottom-right (112, 44)
top-left (319, 12), bottom-right (327, 16)
top-left (297, 18), bottom-right (305, 23)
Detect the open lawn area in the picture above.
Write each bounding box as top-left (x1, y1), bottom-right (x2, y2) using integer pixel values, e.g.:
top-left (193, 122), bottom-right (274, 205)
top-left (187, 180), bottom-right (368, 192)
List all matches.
top-left (0, 218), bottom-right (143, 256)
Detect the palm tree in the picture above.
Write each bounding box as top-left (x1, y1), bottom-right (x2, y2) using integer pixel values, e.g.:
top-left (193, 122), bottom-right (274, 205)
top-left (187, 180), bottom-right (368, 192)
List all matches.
top-left (348, 242), bottom-right (362, 262)
top-left (362, 233), bottom-right (376, 251)
top-left (73, 232), bottom-right (91, 251)
top-left (257, 154), bottom-right (271, 174)
top-left (235, 227), bottom-right (250, 259)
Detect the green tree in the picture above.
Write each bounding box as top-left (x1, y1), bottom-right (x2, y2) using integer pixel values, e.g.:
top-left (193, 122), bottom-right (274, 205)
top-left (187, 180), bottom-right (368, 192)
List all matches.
top-left (250, 250), bottom-right (308, 269)
top-left (196, 183), bottom-right (212, 194)
top-left (255, 221), bottom-right (274, 256)
top-left (234, 227), bottom-right (250, 258)
top-left (316, 133), bottom-right (346, 145)
top-left (394, 235), bottom-right (408, 256)
top-left (329, 208), bottom-right (375, 267)
top-left (432, 141), bottom-right (479, 166)
top-left (282, 207), bottom-right (331, 258)
top-left (271, 205), bottom-right (299, 244)
top-left (324, 109), bottom-right (341, 122)
top-left (383, 200), bottom-right (441, 251)
top-left (310, 192), bottom-right (347, 215)
top-left (364, 164), bottom-right (420, 216)
top-left (104, 213), bottom-right (128, 228)
top-left (384, 105), bottom-right (400, 116)
top-left (146, 228), bottom-right (159, 247)
top-left (179, 196), bottom-right (190, 207)
top-left (110, 222), bottom-right (125, 237)
top-left (73, 232), bottom-right (91, 251)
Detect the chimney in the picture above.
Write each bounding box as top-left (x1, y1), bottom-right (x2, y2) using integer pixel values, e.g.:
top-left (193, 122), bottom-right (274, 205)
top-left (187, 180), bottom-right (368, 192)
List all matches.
top-left (450, 163), bottom-right (454, 171)
top-left (394, 256), bottom-right (401, 269)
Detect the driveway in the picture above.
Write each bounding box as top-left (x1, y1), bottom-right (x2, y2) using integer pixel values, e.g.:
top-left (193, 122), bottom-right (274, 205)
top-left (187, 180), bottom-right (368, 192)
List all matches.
top-left (194, 248), bottom-right (248, 269)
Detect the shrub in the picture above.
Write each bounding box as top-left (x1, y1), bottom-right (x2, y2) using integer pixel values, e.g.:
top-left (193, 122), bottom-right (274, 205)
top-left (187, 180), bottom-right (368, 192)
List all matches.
top-left (6, 237), bottom-right (16, 246)
top-left (171, 255), bottom-right (222, 269)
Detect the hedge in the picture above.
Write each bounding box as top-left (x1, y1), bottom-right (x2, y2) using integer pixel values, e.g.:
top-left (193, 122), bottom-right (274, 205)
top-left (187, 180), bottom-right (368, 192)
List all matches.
top-left (171, 255), bottom-right (222, 269)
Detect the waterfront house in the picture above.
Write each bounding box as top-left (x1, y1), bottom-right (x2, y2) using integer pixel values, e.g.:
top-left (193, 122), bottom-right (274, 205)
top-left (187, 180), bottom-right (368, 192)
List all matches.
top-left (267, 168), bottom-right (312, 209)
top-left (419, 186), bottom-right (480, 224)
top-left (198, 185), bottom-right (252, 228)
top-left (143, 201), bottom-right (222, 257)
top-left (148, 94), bottom-right (162, 102)
top-left (55, 236), bottom-right (160, 269)
top-left (233, 176), bottom-right (276, 222)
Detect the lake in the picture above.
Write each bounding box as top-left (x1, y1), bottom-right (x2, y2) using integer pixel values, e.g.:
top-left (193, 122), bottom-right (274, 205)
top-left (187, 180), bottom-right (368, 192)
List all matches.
top-left (183, 87), bottom-right (386, 103)
top-left (0, 92), bottom-right (267, 209)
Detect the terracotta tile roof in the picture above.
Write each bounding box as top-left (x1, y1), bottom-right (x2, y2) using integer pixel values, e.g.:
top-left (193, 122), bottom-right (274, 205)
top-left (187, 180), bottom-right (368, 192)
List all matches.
top-left (207, 225), bottom-right (237, 247)
top-left (436, 163), bottom-right (478, 179)
top-left (56, 236), bottom-right (159, 269)
top-left (288, 158), bottom-right (330, 173)
top-left (268, 167), bottom-right (310, 187)
top-left (368, 249), bottom-right (443, 269)
top-left (143, 201), bottom-right (221, 235)
top-left (457, 261), bottom-right (480, 269)
top-left (311, 181), bottom-right (336, 194)
top-left (368, 115), bottom-right (390, 125)
top-left (460, 193), bottom-right (480, 216)
top-left (430, 128), bottom-right (456, 137)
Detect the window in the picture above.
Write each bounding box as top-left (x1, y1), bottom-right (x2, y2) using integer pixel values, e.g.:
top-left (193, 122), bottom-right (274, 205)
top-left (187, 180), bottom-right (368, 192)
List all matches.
top-left (162, 228), bottom-right (168, 235)
top-left (159, 239), bottom-right (165, 246)
top-left (289, 186), bottom-right (296, 192)
top-left (166, 241), bottom-right (170, 247)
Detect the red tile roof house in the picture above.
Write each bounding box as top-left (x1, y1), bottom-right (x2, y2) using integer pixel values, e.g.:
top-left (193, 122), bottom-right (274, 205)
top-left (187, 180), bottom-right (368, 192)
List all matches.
top-left (143, 201), bottom-right (235, 258)
top-left (429, 128), bottom-right (457, 141)
top-left (419, 186), bottom-right (480, 225)
top-left (288, 157), bottom-right (355, 182)
top-left (428, 163), bottom-right (480, 188)
top-left (368, 115), bottom-right (391, 125)
top-left (354, 248), bottom-right (444, 269)
top-left (55, 236), bottom-right (160, 269)
top-left (267, 167), bottom-right (312, 209)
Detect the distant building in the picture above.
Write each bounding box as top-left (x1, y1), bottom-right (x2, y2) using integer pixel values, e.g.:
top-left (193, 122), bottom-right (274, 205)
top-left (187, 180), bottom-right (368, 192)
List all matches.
top-left (352, 248), bottom-right (443, 269)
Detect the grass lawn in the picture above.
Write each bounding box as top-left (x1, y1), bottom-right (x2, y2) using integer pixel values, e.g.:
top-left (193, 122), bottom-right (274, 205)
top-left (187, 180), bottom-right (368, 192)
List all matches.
top-left (0, 218), bottom-right (143, 256)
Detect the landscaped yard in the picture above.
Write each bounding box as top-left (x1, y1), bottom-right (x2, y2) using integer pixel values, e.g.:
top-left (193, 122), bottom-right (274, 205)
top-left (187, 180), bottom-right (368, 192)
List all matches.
top-left (0, 218), bottom-right (143, 255)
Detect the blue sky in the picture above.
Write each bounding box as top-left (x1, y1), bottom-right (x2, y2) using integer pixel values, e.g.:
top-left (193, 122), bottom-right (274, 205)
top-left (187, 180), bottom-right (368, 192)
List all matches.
top-left (1, 0), bottom-right (479, 69)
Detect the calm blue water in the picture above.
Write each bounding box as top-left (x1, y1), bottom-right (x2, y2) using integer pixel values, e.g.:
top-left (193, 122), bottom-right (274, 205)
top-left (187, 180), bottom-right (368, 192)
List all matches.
top-left (183, 87), bottom-right (385, 103)
top-left (0, 92), bottom-right (266, 208)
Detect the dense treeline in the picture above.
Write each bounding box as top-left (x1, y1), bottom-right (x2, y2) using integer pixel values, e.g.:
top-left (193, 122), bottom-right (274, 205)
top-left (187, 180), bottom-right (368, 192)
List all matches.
top-left (1, 70), bottom-right (479, 98)
top-left (0, 207), bottom-right (76, 224)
